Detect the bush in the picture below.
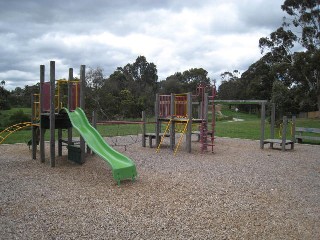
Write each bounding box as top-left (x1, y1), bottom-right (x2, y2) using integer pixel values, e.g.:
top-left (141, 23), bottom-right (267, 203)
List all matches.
top-left (8, 110), bottom-right (30, 125)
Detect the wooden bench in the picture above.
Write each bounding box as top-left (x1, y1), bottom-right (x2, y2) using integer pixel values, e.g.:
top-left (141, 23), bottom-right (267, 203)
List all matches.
top-left (295, 127), bottom-right (320, 143)
top-left (263, 139), bottom-right (294, 150)
top-left (143, 133), bottom-right (170, 148)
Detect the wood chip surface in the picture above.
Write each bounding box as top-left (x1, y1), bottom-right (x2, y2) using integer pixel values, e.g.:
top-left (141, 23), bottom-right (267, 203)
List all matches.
top-left (1, 137), bottom-right (319, 239)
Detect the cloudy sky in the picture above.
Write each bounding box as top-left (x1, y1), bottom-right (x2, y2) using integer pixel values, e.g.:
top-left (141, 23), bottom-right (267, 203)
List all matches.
top-left (0, 0), bottom-right (285, 90)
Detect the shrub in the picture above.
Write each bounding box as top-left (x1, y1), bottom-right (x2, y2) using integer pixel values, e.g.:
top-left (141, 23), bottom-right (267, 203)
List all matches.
top-left (8, 110), bottom-right (30, 125)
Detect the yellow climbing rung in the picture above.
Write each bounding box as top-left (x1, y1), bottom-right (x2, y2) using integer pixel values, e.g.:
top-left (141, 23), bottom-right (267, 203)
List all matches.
top-left (0, 122), bottom-right (37, 144)
top-left (174, 119), bottom-right (189, 156)
top-left (156, 119), bottom-right (172, 153)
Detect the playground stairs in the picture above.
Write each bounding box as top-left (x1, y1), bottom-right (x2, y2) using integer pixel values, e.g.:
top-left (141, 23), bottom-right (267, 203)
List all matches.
top-left (156, 119), bottom-right (172, 153)
top-left (174, 119), bottom-right (189, 156)
top-left (156, 118), bottom-right (190, 155)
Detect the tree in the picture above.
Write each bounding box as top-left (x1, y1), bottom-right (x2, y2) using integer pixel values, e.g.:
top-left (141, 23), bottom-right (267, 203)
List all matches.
top-left (84, 56), bottom-right (159, 119)
top-left (259, 0), bottom-right (320, 111)
top-left (282, 0), bottom-right (320, 51)
top-left (84, 67), bottom-right (106, 117)
top-left (289, 50), bottom-right (320, 110)
top-left (119, 89), bottom-right (138, 118)
top-left (181, 68), bottom-right (211, 92)
top-left (117, 56), bottom-right (158, 114)
top-left (0, 80), bottom-right (11, 110)
top-left (86, 67), bottom-right (104, 90)
top-left (217, 71), bottom-right (242, 99)
top-left (240, 55), bottom-right (279, 100)
top-left (271, 80), bottom-right (296, 118)
top-left (118, 56), bottom-right (158, 94)
top-left (159, 68), bottom-right (211, 95)
top-left (159, 72), bottom-right (184, 94)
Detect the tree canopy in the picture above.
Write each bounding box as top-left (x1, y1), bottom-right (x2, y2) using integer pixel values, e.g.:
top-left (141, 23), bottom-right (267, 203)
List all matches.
top-left (218, 0), bottom-right (320, 114)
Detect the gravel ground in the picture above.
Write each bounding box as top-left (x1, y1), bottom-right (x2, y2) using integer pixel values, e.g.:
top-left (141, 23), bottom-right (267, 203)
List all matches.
top-left (0, 136), bottom-right (319, 239)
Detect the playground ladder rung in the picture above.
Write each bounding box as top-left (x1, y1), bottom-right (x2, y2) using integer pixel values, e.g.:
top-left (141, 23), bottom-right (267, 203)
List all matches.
top-left (174, 119), bottom-right (189, 156)
top-left (156, 119), bottom-right (172, 153)
top-left (0, 122), bottom-right (34, 144)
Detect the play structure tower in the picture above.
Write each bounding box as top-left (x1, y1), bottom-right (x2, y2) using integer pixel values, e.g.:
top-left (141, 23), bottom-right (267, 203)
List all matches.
top-left (32, 61), bottom-right (137, 185)
top-left (32, 61), bottom-right (86, 167)
top-left (154, 84), bottom-right (216, 154)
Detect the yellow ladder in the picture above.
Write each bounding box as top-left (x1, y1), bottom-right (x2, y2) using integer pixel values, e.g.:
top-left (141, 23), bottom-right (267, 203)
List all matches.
top-left (0, 122), bottom-right (38, 144)
top-left (156, 119), bottom-right (172, 153)
top-left (174, 119), bottom-right (189, 156)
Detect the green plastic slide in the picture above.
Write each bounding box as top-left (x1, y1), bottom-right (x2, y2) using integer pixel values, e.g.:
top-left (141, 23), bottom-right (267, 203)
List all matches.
top-left (64, 107), bottom-right (137, 185)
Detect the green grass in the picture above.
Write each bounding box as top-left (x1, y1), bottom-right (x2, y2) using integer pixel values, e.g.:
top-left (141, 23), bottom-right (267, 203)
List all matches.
top-left (295, 118), bottom-right (320, 145)
top-left (214, 107), bottom-right (320, 144)
top-left (1, 106), bottom-right (319, 145)
top-left (0, 108), bottom-right (33, 144)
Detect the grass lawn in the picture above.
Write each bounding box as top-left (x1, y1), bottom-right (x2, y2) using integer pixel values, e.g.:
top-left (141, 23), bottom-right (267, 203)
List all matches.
top-left (1, 107), bottom-right (319, 145)
top-left (215, 107), bottom-right (320, 144)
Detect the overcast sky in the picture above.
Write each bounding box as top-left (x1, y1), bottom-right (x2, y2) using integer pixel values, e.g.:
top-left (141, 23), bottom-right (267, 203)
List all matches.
top-left (0, 0), bottom-right (285, 90)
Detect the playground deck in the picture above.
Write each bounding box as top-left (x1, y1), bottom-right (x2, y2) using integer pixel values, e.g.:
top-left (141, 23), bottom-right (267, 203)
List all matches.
top-left (1, 137), bottom-right (319, 239)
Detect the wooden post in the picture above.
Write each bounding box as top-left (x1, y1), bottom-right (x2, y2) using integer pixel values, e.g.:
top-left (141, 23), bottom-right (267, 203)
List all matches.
top-left (203, 92), bottom-right (209, 150)
top-left (186, 92), bottom-right (192, 153)
top-left (31, 94), bottom-right (37, 159)
top-left (170, 93), bottom-right (175, 150)
top-left (155, 94), bottom-right (160, 146)
top-left (40, 65), bottom-right (45, 163)
top-left (271, 103), bottom-right (275, 139)
top-left (270, 103), bottom-right (275, 148)
top-left (67, 68), bottom-right (73, 146)
top-left (58, 128), bottom-right (63, 156)
top-left (260, 102), bottom-right (266, 149)
top-left (142, 111), bottom-right (146, 147)
top-left (50, 61), bottom-right (56, 167)
top-left (57, 77), bottom-right (62, 157)
top-left (58, 81), bottom-right (62, 157)
top-left (212, 99), bottom-right (216, 142)
top-left (291, 116), bottom-right (296, 149)
top-left (281, 116), bottom-right (287, 151)
top-left (80, 65), bottom-right (86, 163)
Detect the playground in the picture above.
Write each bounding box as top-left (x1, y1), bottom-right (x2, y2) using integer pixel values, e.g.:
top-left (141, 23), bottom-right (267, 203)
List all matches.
top-left (1, 136), bottom-right (320, 239)
top-left (1, 61), bottom-right (319, 238)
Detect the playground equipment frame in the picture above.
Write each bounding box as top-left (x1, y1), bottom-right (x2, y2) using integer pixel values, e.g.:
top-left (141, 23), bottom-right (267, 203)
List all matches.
top-left (32, 61), bottom-right (86, 167)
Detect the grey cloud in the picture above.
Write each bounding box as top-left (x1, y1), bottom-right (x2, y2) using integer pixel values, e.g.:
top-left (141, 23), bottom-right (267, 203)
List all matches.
top-left (237, 0), bottom-right (284, 31)
top-left (0, 0), bottom-right (285, 90)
